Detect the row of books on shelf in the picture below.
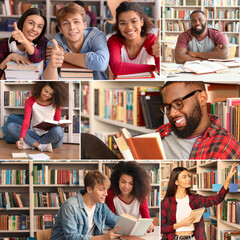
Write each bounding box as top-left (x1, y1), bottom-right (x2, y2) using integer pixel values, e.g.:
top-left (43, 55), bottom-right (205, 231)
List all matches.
top-left (80, 119), bottom-right (89, 133)
top-left (205, 222), bottom-right (217, 240)
top-left (0, 19), bottom-right (16, 32)
top-left (0, 169), bottom-right (28, 185)
top-left (33, 166), bottom-right (91, 186)
top-left (197, 170), bottom-right (218, 189)
top-left (81, 84), bottom-right (89, 115)
top-left (214, 21), bottom-right (239, 33)
top-left (165, 21), bottom-right (190, 32)
top-left (0, 0), bottom-right (45, 16)
top-left (0, 215), bottom-right (29, 230)
top-left (165, 0), bottom-right (240, 6)
top-left (4, 91), bottom-right (32, 107)
top-left (148, 189), bottom-right (160, 207)
top-left (0, 192), bottom-right (23, 209)
top-left (34, 214), bottom-right (56, 231)
top-left (94, 86), bottom-right (163, 128)
top-left (34, 192), bottom-right (60, 208)
top-left (220, 199), bottom-right (240, 224)
top-left (220, 230), bottom-right (240, 240)
top-left (164, 8), bottom-right (193, 19)
top-left (164, 0), bottom-right (199, 6)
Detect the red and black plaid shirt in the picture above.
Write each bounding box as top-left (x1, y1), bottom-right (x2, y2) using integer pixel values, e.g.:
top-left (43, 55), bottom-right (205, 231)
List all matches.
top-left (0, 37), bottom-right (47, 78)
top-left (161, 186), bottom-right (228, 240)
top-left (157, 114), bottom-right (240, 159)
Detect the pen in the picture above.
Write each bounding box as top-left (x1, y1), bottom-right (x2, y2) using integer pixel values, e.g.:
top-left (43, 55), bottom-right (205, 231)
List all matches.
top-left (19, 138), bottom-right (23, 150)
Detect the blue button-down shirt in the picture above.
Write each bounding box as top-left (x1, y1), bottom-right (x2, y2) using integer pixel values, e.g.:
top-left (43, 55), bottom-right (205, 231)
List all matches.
top-left (51, 192), bottom-right (119, 240)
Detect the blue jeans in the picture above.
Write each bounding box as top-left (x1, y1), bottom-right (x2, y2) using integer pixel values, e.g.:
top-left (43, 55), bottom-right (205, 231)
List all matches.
top-left (7, 123), bottom-right (64, 148)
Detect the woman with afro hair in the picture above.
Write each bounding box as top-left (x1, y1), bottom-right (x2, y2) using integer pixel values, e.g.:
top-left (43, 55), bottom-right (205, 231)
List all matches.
top-left (105, 161), bottom-right (154, 232)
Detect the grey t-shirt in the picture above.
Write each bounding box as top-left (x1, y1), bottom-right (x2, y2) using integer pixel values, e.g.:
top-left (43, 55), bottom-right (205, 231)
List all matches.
top-left (162, 132), bottom-right (197, 159)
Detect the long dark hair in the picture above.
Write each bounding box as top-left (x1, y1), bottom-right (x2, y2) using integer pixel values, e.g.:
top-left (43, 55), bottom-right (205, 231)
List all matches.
top-left (10, 8), bottom-right (47, 45)
top-left (112, 1), bottom-right (153, 38)
top-left (164, 167), bottom-right (192, 198)
top-left (110, 161), bottom-right (151, 203)
top-left (32, 81), bottom-right (68, 109)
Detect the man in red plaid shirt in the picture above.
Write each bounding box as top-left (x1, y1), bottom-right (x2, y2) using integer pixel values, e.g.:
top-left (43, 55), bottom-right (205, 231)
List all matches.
top-left (157, 81), bottom-right (240, 159)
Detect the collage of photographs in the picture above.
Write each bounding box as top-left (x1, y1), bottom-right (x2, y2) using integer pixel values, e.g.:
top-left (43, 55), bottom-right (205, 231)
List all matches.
top-left (0, 1), bottom-right (240, 240)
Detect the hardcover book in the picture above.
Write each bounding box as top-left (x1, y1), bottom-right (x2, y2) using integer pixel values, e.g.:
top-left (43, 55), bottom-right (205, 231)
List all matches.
top-left (33, 119), bottom-right (72, 130)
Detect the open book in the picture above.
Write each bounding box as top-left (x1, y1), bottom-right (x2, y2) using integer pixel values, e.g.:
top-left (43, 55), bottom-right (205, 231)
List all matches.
top-left (33, 119), bottom-right (72, 130)
top-left (183, 60), bottom-right (229, 74)
top-left (115, 72), bottom-right (155, 80)
top-left (114, 213), bottom-right (153, 236)
top-left (189, 207), bottom-right (205, 223)
top-left (116, 128), bottom-right (166, 160)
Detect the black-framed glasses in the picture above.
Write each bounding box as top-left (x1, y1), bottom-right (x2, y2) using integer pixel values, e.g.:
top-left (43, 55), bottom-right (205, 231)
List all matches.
top-left (160, 90), bottom-right (202, 115)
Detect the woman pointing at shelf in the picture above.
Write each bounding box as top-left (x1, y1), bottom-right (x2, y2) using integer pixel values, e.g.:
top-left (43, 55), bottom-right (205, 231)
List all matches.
top-left (0, 8), bottom-right (47, 79)
top-left (161, 163), bottom-right (239, 240)
top-left (7, 82), bottom-right (68, 152)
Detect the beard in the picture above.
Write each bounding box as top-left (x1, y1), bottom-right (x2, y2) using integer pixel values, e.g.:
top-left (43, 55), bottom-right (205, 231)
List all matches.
top-left (191, 23), bottom-right (206, 35)
top-left (170, 102), bottom-right (202, 138)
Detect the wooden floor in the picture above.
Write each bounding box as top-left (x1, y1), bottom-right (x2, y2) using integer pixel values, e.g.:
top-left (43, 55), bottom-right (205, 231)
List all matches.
top-left (0, 139), bottom-right (80, 160)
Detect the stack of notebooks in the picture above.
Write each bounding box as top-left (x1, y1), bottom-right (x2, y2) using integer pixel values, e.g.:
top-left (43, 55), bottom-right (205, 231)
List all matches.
top-left (60, 62), bottom-right (94, 80)
top-left (5, 60), bottom-right (44, 80)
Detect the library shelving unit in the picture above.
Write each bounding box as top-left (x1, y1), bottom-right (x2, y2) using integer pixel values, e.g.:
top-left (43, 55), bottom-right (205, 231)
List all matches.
top-left (160, 160), bottom-right (240, 240)
top-left (0, 160), bottom-right (160, 238)
top-left (161, 0), bottom-right (240, 57)
top-left (81, 81), bottom-right (165, 140)
top-left (0, 81), bottom-right (80, 144)
top-left (0, 0), bottom-right (160, 38)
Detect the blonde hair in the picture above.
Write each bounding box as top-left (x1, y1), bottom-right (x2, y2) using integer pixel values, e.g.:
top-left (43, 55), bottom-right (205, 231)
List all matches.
top-left (56, 3), bottom-right (86, 27)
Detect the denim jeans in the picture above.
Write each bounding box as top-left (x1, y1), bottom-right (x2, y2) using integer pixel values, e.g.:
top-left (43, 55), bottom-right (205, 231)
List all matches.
top-left (7, 123), bottom-right (64, 148)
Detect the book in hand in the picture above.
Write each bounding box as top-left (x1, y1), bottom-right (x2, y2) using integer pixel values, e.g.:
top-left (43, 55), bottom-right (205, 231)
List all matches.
top-left (33, 119), bottom-right (72, 130)
top-left (115, 72), bottom-right (155, 79)
top-left (189, 207), bottom-right (205, 223)
top-left (60, 62), bottom-right (93, 79)
top-left (183, 60), bottom-right (229, 74)
top-left (114, 213), bottom-right (153, 236)
top-left (119, 128), bottom-right (166, 160)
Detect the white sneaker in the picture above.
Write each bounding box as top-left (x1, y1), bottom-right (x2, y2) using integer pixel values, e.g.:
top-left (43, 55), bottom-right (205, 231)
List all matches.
top-left (23, 142), bottom-right (33, 150)
top-left (38, 143), bottom-right (53, 152)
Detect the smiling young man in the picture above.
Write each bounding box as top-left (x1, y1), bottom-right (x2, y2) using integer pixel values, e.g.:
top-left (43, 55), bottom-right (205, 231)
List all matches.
top-left (157, 81), bottom-right (240, 159)
top-left (174, 10), bottom-right (229, 64)
top-left (51, 170), bottom-right (121, 240)
top-left (44, 3), bottom-right (109, 80)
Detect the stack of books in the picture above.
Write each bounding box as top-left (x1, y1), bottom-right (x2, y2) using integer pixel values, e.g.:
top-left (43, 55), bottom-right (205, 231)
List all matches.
top-left (4, 60), bottom-right (44, 80)
top-left (60, 62), bottom-right (94, 80)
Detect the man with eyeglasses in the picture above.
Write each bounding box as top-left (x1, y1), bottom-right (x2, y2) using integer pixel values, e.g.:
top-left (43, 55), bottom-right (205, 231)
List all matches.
top-left (157, 81), bottom-right (240, 159)
top-left (175, 10), bottom-right (229, 64)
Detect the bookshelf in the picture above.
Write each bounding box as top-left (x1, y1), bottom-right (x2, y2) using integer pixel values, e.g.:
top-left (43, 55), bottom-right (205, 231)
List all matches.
top-left (0, 81), bottom-right (80, 144)
top-left (81, 81), bottom-right (165, 147)
top-left (160, 160), bottom-right (240, 240)
top-left (0, 0), bottom-right (160, 38)
top-left (0, 160), bottom-right (160, 238)
top-left (161, 0), bottom-right (240, 58)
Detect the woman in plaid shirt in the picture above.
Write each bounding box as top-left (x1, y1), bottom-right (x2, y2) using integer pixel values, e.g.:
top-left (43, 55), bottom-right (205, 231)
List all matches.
top-left (0, 8), bottom-right (47, 78)
top-left (161, 163), bottom-right (238, 240)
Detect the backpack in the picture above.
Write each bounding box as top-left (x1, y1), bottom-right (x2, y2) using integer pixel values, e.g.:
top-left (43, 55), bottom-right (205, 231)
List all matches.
top-left (1, 114), bottom-right (24, 143)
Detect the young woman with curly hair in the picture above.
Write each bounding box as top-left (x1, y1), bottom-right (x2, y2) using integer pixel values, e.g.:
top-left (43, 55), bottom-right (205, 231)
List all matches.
top-left (7, 81), bottom-right (68, 152)
top-left (105, 161), bottom-right (154, 233)
top-left (108, 1), bottom-right (160, 76)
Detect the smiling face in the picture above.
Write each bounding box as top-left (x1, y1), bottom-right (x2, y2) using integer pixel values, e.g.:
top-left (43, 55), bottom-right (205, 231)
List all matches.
top-left (22, 15), bottom-right (45, 42)
top-left (163, 82), bottom-right (203, 138)
top-left (118, 174), bottom-right (134, 197)
top-left (175, 170), bottom-right (191, 190)
top-left (118, 10), bottom-right (143, 40)
top-left (59, 13), bottom-right (87, 46)
top-left (88, 183), bottom-right (109, 204)
top-left (190, 12), bottom-right (207, 35)
top-left (40, 85), bottom-right (54, 102)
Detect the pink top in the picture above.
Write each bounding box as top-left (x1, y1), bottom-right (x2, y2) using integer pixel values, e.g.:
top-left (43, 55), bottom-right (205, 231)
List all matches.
top-left (105, 189), bottom-right (150, 218)
top-left (20, 96), bottom-right (61, 139)
top-left (108, 34), bottom-right (160, 75)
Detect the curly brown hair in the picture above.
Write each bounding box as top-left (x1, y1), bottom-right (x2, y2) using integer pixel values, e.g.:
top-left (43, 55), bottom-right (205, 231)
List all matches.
top-left (112, 1), bottom-right (154, 38)
top-left (32, 81), bottom-right (68, 109)
top-left (110, 161), bottom-right (151, 203)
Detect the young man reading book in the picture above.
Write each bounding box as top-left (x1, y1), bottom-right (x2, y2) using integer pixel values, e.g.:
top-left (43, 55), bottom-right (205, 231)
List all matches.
top-left (158, 81), bottom-right (240, 159)
top-left (175, 10), bottom-right (229, 64)
top-left (43, 3), bottom-right (109, 80)
top-left (51, 170), bottom-right (121, 240)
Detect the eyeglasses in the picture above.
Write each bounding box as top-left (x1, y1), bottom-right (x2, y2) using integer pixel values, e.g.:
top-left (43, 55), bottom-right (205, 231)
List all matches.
top-left (160, 90), bottom-right (202, 115)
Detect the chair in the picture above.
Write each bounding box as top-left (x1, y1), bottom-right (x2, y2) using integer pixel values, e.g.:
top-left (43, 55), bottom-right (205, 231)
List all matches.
top-left (36, 229), bottom-right (52, 240)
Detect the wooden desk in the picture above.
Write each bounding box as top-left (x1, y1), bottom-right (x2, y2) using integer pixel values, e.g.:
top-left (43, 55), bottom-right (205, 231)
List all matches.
top-left (161, 63), bottom-right (240, 80)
